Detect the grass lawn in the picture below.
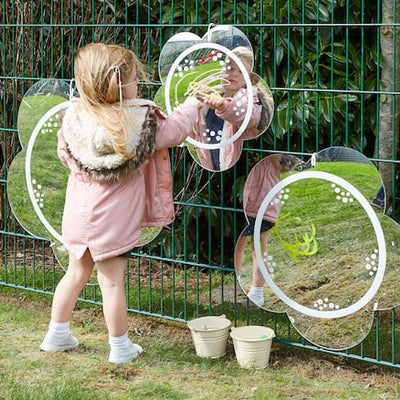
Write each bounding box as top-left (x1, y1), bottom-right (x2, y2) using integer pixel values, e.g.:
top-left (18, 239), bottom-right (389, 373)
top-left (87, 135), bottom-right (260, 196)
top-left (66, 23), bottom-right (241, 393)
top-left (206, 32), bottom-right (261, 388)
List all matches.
top-left (1, 287), bottom-right (400, 400)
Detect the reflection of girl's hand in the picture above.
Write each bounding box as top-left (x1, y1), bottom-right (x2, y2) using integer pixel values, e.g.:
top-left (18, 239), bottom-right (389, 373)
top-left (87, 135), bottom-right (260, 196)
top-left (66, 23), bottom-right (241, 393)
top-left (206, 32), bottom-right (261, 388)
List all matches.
top-left (202, 96), bottom-right (227, 112)
top-left (184, 96), bottom-right (203, 109)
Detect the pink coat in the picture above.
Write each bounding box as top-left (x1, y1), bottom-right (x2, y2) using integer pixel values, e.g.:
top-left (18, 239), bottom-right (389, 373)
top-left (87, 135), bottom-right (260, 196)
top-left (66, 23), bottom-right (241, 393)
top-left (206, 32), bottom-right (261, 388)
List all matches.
top-left (243, 154), bottom-right (283, 223)
top-left (58, 100), bottom-right (199, 262)
top-left (194, 87), bottom-right (261, 171)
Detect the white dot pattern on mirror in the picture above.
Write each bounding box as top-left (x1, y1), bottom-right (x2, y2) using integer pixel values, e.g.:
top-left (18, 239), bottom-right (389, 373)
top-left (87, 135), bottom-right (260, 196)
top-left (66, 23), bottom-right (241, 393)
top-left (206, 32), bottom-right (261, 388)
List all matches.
top-left (278, 188), bottom-right (290, 205)
top-left (174, 59), bottom-right (195, 78)
top-left (32, 180), bottom-right (45, 208)
top-left (313, 297), bottom-right (340, 311)
top-left (174, 51), bottom-right (222, 79)
top-left (332, 183), bottom-right (354, 203)
top-left (40, 116), bottom-right (59, 135)
top-left (269, 189), bottom-right (289, 206)
top-left (233, 89), bottom-right (247, 116)
top-left (203, 128), bottom-right (223, 142)
top-left (262, 252), bottom-right (276, 279)
top-left (365, 249), bottom-right (379, 277)
top-left (34, 115), bottom-right (60, 210)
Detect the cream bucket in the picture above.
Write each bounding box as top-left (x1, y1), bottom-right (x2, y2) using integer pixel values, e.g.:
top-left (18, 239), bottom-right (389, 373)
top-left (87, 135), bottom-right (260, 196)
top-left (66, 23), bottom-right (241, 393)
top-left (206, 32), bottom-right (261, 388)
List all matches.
top-left (230, 325), bottom-right (275, 368)
top-left (187, 315), bottom-right (231, 358)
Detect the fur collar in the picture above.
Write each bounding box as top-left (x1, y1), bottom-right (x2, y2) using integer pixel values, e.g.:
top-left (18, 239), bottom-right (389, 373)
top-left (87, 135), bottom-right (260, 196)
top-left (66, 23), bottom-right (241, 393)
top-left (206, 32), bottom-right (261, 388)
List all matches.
top-left (62, 99), bottom-right (159, 183)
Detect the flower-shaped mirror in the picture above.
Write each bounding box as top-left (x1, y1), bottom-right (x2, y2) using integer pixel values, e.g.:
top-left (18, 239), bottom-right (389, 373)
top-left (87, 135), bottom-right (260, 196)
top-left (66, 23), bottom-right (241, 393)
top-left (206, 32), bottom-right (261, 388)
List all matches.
top-left (154, 25), bottom-right (274, 172)
top-left (236, 148), bottom-right (400, 350)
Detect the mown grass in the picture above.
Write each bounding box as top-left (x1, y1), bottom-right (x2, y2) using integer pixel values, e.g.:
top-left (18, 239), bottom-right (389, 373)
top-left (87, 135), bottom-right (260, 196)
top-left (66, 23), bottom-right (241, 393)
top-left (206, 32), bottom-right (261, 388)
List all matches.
top-left (1, 287), bottom-right (400, 400)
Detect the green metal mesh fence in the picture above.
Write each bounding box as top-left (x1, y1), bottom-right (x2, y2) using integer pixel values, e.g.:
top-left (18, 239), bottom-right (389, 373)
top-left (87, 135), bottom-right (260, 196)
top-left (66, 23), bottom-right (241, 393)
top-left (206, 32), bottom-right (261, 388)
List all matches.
top-left (1, 0), bottom-right (399, 368)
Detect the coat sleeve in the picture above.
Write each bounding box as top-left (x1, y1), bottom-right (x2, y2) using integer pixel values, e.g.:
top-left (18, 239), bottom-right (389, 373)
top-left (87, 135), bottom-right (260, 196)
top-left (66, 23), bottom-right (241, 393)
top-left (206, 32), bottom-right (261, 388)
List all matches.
top-left (57, 129), bottom-right (72, 169)
top-left (216, 90), bottom-right (261, 130)
top-left (155, 103), bottom-right (200, 150)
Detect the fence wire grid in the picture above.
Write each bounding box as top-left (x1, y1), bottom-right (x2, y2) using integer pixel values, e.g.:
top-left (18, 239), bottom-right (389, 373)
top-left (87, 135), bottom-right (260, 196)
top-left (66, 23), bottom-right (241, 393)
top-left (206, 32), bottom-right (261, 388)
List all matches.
top-left (1, 0), bottom-right (400, 369)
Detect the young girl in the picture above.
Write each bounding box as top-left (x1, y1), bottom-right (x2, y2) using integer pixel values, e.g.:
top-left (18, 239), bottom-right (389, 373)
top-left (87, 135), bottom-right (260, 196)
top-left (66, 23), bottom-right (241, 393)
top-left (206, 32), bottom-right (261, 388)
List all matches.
top-left (40, 43), bottom-right (202, 364)
top-left (235, 154), bottom-right (300, 306)
top-left (192, 46), bottom-right (274, 171)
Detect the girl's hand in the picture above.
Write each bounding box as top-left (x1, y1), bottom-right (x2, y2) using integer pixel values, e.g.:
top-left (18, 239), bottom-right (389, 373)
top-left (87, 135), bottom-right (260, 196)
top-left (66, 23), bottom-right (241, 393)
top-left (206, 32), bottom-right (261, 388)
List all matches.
top-left (202, 96), bottom-right (227, 112)
top-left (183, 96), bottom-right (203, 109)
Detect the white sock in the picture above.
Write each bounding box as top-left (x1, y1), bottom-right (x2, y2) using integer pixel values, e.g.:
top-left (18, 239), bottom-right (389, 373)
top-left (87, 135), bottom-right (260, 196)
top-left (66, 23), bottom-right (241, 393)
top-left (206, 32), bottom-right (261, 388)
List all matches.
top-left (249, 286), bottom-right (263, 295)
top-left (109, 332), bottom-right (130, 350)
top-left (48, 321), bottom-right (70, 337)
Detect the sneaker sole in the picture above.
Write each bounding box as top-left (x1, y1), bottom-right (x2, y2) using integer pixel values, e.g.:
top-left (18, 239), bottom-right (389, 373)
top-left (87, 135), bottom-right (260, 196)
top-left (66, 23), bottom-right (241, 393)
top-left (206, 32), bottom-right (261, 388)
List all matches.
top-left (40, 341), bottom-right (79, 352)
top-left (109, 344), bottom-right (143, 364)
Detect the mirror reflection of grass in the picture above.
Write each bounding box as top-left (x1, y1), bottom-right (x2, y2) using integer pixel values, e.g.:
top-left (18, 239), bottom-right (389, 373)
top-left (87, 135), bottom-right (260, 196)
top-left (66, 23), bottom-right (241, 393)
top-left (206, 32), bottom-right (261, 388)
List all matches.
top-left (239, 161), bottom-right (383, 315)
top-left (156, 60), bottom-right (222, 111)
top-left (18, 115), bottom-right (66, 232)
top-left (238, 160), bottom-right (387, 349)
top-left (288, 306), bottom-right (375, 350)
top-left (8, 94), bottom-right (69, 240)
top-left (138, 227), bottom-right (162, 246)
top-left (17, 94), bottom-right (67, 145)
top-left (267, 205), bottom-right (375, 308)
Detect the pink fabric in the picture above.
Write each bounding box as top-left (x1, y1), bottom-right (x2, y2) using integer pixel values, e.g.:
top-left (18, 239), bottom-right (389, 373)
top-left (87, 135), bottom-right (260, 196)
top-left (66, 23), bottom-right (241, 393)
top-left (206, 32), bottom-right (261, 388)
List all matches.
top-left (58, 102), bottom-right (199, 262)
top-left (243, 154), bottom-right (283, 223)
top-left (194, 88), bottom-right (261, 171)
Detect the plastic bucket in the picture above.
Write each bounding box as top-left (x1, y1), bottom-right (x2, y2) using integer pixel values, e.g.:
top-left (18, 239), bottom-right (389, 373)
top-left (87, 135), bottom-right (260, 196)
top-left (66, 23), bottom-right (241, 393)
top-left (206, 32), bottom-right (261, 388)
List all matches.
top-left (187, 315), bottom-right (231, 358)
top-left (230, 325), bottom-right (275, 368)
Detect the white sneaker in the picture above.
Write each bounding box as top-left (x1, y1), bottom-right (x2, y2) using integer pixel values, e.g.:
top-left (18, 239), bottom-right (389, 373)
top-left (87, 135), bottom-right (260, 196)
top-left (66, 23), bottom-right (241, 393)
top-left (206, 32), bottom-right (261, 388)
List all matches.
top-left (109, 340), bottom-right (143, 364)
top-left (248, 287), bottom-right (264, 307)
top-left (40, 332), bottom-right (79, 352)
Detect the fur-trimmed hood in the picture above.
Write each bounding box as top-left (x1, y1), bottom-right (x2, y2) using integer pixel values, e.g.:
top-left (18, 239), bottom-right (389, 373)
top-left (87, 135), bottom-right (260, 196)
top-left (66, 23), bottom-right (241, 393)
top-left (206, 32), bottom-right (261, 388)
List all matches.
top-left (61, 98), bottom-right (160, 183)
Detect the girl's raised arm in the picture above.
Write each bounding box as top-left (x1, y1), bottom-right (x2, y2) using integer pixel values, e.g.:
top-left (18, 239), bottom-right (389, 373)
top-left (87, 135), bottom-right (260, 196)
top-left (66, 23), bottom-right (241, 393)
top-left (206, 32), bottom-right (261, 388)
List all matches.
top-left (155, 97), bottom-right (202, 149)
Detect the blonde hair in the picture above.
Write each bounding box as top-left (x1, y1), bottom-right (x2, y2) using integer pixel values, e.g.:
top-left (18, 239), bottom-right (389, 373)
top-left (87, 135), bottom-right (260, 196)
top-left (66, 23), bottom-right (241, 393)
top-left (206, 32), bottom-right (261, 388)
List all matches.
top-left (231, 46), bottom-right (254, 73)
top-left (74, 43), bottom-right (147, 158)
top-left (224, 46), bottom-right (259, 86)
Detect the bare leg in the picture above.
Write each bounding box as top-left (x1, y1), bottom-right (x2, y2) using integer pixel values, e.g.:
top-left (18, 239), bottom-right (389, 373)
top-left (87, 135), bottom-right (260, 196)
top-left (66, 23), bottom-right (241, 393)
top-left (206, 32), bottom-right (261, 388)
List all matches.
top-left (234, 236), bottom-right (248, 277)
top-left (51, 249), bottom-right (94, 322)
top-left (41, 249), bottom-right (93, 351)
top-left (97, 257), bottom-right (128, 337)
top-left (245, 231), bottom-right (270, 307)
top-left (97, 257), bottom-right (143, 364)
top-left (251, 230), bottom-right (270, 287)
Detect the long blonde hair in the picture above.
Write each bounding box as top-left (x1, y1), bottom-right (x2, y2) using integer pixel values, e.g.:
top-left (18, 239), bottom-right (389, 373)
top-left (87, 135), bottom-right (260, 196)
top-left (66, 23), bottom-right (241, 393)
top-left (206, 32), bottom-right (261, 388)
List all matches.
top-left (74, 43), bottom-right (147, 158)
